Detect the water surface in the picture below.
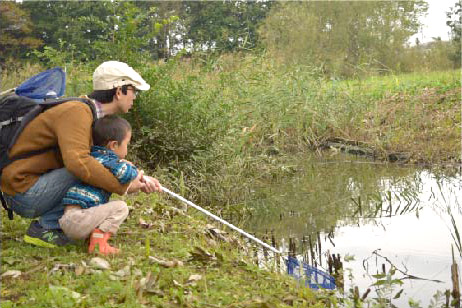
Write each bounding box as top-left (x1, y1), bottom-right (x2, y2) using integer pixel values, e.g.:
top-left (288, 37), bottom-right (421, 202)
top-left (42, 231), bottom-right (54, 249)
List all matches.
top-left (241, 154), bottom-right (461, 306)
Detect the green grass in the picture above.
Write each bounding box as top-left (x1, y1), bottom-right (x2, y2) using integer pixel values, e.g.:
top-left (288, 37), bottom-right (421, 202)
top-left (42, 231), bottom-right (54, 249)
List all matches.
top-left (2, 193), bottom-right (324, 308)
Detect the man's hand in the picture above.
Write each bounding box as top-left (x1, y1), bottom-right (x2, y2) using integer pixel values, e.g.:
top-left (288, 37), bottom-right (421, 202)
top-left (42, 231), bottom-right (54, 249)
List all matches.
top-left (120, 159), bottom-right (135, 166)
top-left (141, 175), bottom-right (162, 193)
top-left (126, 170), bottom-right (147, 194)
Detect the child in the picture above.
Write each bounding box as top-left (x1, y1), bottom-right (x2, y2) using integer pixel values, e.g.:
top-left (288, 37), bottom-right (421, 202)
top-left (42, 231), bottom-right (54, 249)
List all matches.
top-left (59, 115), bottom-right (138, 255)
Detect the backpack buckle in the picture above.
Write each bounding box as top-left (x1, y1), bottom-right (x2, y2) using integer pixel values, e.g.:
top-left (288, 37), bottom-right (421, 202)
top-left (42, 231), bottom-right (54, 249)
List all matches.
top-left (0, 116), bottom-right (23, 128)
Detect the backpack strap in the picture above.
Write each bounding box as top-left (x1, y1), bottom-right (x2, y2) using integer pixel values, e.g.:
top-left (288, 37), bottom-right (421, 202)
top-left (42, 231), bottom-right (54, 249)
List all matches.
top-left (0, 191), bottom-right (13, 220)
top-left (7, 105), bottom-right (43, 152)
top-left (42, 97), bottom-right (97, 120)
top-left (7, 97), bottom-right (98, 164)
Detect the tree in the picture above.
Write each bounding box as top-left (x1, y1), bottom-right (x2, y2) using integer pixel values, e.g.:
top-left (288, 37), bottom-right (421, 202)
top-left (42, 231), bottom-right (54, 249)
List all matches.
top-left (446, 0), bottom-right (461, 67)
top-left (21, 1), bottom-right (177, 64)
top-left (0, 1), bottom-right (42, 63)
top-left (259, 1), bottom-right (428, 77)
top-left (180, 0), bottom-right (272, 53)
top-left (14, 0), bottom-right (271, 63)
top-left (21, 1), bottom-right (113, 62)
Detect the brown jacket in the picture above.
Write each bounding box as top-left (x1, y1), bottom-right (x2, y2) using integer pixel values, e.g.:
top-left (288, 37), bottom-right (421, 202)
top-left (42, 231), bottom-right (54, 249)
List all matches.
top-left (1, 101), bottom-right (129, 195)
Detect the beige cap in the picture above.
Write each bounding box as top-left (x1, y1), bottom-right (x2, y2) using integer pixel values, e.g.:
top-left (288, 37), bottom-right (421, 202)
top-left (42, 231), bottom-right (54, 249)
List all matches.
top-left (93, 61), bottom-right (150, 91)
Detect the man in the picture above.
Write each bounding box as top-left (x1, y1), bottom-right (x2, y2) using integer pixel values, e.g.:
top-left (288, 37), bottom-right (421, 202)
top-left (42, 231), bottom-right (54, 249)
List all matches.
top-left (1, 61), bottom-right (161, 247)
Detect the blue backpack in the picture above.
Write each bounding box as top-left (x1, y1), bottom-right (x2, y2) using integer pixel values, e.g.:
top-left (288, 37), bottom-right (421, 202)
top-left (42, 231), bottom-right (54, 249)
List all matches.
top-left (0, 68), bottom-right (96, 219)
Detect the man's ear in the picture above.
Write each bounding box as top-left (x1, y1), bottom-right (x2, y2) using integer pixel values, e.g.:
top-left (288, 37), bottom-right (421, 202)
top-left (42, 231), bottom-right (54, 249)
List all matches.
top-left (114, 87), bottom-right (123, 100)
top-left (106, 140), bottom-right (119, 151)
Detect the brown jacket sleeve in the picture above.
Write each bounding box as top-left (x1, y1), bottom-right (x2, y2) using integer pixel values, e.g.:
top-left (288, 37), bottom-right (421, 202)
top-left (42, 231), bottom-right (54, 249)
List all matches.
top-left (53, 103), bottom-right (130, 195)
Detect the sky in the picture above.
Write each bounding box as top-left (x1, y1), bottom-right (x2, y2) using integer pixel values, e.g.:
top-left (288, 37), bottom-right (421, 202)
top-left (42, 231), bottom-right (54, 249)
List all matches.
top-left (412, 0), bottom-right (456, 43)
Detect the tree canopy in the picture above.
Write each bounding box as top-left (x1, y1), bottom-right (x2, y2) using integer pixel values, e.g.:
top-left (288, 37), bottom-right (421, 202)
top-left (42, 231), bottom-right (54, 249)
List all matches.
top-left (259, 1), bottom-right (428, 76)
top-left (2, 0), bottom-right (458, 76)
top-left (446, 0), bottom-right (461, 67)
top-left (0, 1), bottom-right (42, 63)
top-left (4, 0), bottom-right (271, 65)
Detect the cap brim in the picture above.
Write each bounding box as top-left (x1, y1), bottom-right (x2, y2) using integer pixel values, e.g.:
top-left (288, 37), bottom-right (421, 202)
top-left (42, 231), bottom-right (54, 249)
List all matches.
top-left (135, 83), bottom-right (150, 91)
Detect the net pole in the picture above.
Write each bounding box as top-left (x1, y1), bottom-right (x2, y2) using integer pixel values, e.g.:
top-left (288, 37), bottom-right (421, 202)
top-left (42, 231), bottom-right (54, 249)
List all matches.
top-left (161, 186), bottom-right (281, 254)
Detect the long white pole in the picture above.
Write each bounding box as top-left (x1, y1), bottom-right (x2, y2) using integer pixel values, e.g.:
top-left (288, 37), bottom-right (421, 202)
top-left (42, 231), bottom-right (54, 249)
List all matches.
top-left (161, 186), bottom-right (281, 254)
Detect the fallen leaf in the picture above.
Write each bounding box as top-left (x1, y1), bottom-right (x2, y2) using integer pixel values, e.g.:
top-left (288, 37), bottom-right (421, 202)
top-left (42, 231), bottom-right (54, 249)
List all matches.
top-left (168, 206), bottom-right (186, 216)
top-left (186, 274), bottom-right (202, 286)
top-left (50, 263), bottom-right (75, 274)
top-left (24, 264), bottom-right (45, 276)
top-left (1, 270), bottom-right (21, 278)
top-left (90, 257), bottom-right (110, 270)
top-left (205, 224), bottom-right (225, 234)
top-left (142, 207), bottom-right (155, 215)
top-left (157, 222), bottom-right (166, 233)
top-left (113, 265), bottom-right (131, 277)
top-left (137, 272), bottom-right (163, 295)
top-left (237, 297), bottom-right (277, 308)
top-left (149, 256), bottom-right (183, 268)
top-left (139, 218), bottom-right (154, 229)
top-left (109, 274), bottom-right (122, 281)
top-left (133, 268), bottom-right (143, 276)
top-left (189, 246), bottom-right (216, 262)
top-left (2, 257), bottom-right (19, 266)
top-left (236, 259), bottom-right (248, 267)
top-left (75, 266), bottom-right (85, 276)
top-left (127, 257), bottom-right (136, 267)
top-left (283, 295), bottom-right (297, 305)
top-left (173, 279), bottom-right (182, 287)
top-left (49, 285), bottom-right (81, 302)
top-left (187, 274), bottom-right (202, 282)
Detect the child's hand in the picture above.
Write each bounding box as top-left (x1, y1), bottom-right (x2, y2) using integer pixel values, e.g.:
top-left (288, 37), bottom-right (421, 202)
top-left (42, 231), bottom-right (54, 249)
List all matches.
top-left (141, 175), bottom-right (162, 193)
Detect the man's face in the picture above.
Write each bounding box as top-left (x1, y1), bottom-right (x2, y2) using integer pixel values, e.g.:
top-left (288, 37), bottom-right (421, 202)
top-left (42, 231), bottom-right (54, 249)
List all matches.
top-left (115, 86), bottom-right (138, 113)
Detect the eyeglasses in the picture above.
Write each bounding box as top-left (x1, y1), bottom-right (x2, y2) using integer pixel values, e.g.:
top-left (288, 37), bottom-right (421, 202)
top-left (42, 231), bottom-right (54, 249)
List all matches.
top-left (126, 86), bottom-right (140, 97)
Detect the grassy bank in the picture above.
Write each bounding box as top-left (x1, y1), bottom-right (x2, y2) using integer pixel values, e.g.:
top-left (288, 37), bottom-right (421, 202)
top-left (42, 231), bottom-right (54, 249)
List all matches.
top-left (1, 194), bottom-right (329, 308)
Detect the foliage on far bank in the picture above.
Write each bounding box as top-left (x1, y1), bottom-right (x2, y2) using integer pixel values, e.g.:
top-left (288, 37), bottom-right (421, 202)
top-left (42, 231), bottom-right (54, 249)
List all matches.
top-left (1, 55), bottom-right (459, 209)
top-left (116, 56), bottom-right (461, 207)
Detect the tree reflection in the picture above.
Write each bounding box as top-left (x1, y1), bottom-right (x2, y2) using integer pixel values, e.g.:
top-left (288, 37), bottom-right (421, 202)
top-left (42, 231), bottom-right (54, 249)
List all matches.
top-left (238, 156), bottom-right (461, 305)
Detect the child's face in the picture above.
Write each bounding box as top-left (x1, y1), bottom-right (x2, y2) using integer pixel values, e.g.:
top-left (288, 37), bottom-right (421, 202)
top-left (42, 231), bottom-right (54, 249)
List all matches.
top-left (109, 130), bottom-right (131, 159)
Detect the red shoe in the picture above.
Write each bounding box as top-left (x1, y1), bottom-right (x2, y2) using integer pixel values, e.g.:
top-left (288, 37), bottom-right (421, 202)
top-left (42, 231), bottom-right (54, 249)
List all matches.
top-left (88, 229), bottom-right (120, 255)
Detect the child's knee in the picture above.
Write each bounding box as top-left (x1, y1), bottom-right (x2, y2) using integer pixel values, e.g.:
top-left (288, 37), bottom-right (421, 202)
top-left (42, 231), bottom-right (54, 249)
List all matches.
top-left (113, 201), bottom-right (129, 217)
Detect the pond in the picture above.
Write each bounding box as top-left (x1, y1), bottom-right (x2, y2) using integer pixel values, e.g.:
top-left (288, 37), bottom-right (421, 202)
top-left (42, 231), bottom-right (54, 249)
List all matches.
top-left (239, 153), bottom-right (461, 307)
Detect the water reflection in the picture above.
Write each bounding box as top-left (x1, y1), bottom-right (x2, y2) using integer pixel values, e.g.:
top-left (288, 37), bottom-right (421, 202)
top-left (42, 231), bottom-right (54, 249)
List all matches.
top-left (241, 155), bottom-right (461, 306)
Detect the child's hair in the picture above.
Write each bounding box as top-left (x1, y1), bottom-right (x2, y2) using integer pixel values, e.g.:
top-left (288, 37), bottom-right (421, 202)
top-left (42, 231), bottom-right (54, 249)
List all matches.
top-left (92, 115), bottom-right (132, 147)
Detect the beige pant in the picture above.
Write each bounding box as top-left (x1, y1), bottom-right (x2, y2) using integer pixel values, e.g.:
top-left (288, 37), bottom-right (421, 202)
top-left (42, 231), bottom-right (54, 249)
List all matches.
top-left (58, 200), bottom-right (129, 240)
